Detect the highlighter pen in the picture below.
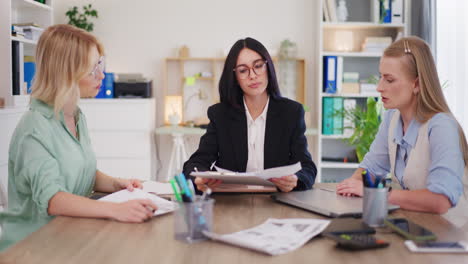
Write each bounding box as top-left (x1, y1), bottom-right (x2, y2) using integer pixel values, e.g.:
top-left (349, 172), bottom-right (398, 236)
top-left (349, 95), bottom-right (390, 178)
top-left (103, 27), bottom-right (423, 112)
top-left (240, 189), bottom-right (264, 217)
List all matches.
top-left (187, 179), bottom-right (196, 198)
top-left (169, 178), bottom-right (182, 202)
top-left (174, 175), bottom-right (191, 202)
top-left (174, 174), bottom-right (185, 195)
top-left (177, 173), bottom-right (193, 202)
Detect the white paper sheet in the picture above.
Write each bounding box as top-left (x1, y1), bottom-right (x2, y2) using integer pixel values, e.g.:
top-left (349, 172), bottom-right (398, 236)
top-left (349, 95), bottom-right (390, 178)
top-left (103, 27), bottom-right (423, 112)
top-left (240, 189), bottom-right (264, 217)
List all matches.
top-left (190, 162), bottom-right (302, 186)
top-left (203, 218), bottom-right (330, 256)
top-left (142, 181), bottom-right (174, 195)
top-left (99, 189), bottom-right (177, 216)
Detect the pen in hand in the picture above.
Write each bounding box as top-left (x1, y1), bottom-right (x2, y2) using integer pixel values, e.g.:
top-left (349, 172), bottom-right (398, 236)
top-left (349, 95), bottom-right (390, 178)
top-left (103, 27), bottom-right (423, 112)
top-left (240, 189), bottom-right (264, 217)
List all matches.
top-left (200, 185), bottom-right (212, 201)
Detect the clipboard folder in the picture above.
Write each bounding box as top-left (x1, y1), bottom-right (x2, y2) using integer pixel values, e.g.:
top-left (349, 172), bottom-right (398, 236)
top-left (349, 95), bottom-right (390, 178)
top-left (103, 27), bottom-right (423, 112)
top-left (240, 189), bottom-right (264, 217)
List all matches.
top-left (190, 162), bottom-right (302, 193)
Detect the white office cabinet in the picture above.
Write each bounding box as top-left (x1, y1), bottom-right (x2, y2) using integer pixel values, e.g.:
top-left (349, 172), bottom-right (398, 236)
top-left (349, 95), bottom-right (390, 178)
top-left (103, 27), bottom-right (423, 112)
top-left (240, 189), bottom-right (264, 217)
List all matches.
top-left (0, 106), bottom-right (28, 207)
top-left (79, 98), bottom-right (156, 181)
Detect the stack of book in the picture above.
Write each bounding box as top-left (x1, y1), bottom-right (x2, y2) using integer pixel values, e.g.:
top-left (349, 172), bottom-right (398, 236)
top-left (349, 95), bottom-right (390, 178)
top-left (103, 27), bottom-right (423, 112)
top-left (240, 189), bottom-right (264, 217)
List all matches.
top-left (360, 82), bottom-right (378, 94)
top-left (362, 37), bottom-right (392, 53)
top-left (12, 23), bottom-right (44, 41)
top-left (342, 72), bottom-right (360, 94)
top-left (11, 26), bottom-right (25, 38)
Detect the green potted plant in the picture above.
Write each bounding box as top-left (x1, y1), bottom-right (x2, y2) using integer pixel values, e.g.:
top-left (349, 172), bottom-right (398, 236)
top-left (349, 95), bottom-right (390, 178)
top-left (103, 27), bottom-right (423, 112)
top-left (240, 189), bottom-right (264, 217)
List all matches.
top-left (278, 39), bottom-right (298, 59)
top-left (337, 97), bottom-right (382, 162)
top-left (66, 4), bottom-right (98, 32)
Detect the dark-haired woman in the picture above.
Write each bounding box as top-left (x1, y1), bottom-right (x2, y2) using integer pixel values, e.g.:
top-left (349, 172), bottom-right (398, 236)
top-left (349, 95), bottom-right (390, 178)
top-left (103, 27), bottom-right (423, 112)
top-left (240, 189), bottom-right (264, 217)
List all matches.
top-left (182, 37), bottom-right (316, 193)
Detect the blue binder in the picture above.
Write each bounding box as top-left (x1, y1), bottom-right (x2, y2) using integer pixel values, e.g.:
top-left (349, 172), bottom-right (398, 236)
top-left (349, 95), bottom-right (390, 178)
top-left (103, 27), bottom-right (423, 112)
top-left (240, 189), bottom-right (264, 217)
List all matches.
top-left (96, 72), bottom-right (114, 98)
top-left (24, 62), bottom-right (35, 94)
top-left (381, 0), bottom-right (392, 23)
top-left (323, 56), bottom-right (337, 93)
top-left (333, 97), bottom-right (343, 135)
top-left (322, 97), bottom-right (334, 135)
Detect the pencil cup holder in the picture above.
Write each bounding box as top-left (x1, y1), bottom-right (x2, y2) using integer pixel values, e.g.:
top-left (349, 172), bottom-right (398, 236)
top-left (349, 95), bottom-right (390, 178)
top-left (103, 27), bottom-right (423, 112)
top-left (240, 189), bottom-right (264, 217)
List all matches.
top-left (362, 187), bottom-right (388, 227)
top-left (174, 198), bottom-right (214, 243)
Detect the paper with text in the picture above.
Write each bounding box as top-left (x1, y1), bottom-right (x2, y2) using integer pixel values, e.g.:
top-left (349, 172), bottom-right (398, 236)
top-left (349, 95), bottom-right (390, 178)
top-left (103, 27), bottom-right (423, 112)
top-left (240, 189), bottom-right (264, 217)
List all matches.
top-left (203, 218), bottom-right (330, 256)
top-left (190, 162), bottom-right (302, 186)
top-left (99, 188), bottom-right (177, 216)
top-left (142, 181), bottom-right (174, 195)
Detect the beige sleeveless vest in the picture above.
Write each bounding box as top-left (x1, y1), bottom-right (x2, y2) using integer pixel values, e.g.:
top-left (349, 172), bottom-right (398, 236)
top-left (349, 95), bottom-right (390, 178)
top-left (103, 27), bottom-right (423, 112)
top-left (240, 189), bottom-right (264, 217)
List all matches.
top-left (388, 110), bottom-right (468, 227)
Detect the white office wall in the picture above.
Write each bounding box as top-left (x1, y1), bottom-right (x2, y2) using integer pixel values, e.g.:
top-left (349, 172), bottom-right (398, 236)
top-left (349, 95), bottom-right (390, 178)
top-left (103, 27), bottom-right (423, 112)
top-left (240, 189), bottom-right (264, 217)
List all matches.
top-left (436, 0), bottom-right (468, 138)
top-left (53, 0), bottom-right (319, 180)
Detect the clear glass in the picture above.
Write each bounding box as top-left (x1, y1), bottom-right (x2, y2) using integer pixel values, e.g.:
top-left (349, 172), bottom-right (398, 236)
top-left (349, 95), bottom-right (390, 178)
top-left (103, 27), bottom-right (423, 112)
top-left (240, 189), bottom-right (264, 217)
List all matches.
top-left (174, 198), bottom-right (214, 243)
top-left (362, 187), bottom-right (388, 227)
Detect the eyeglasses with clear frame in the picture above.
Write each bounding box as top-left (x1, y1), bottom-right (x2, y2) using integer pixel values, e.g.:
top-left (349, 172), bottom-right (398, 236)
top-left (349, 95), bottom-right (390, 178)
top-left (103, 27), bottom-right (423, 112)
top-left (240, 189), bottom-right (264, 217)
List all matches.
top-left (90, 56), bottom-right (105, 79)
top-left (233, 59), bottom-right (268, 80)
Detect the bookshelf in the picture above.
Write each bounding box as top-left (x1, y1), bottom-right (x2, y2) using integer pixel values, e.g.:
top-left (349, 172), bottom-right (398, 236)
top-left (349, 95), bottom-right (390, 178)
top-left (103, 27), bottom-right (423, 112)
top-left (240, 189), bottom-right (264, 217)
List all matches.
top-left (316, 0), bottom-right (410, 183)
top-left (0, 0), bottom-right (53, 207)
top-left (0, 0), bottom-right (53, 107)
top-left (163, 57), bottom-right (307, 126)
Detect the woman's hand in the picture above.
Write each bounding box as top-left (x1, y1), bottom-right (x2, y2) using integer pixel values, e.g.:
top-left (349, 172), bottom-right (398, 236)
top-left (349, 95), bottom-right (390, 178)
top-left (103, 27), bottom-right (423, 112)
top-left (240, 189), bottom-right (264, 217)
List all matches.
top-left (113, 178), bottom-right (143, 192)
top-left (108, 199), bottom-right (157, 223)
top-left (270, 175), bottom-right (298, 192)
top-left (336, 178), bottom-right (363, 197)
top-left (194, 177), bottom-right (222, 192)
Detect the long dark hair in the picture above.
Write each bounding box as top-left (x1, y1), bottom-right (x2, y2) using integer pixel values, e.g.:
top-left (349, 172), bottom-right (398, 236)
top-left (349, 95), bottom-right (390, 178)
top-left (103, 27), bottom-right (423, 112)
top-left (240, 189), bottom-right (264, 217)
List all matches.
top-left (219, 37), bottom-right (281, 108)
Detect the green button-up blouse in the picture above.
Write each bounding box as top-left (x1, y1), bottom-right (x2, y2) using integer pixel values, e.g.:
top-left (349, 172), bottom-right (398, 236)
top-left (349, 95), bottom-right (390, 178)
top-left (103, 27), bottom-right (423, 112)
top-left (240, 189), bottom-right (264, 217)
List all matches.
top-left (0, 98), bottom-right (96, 251)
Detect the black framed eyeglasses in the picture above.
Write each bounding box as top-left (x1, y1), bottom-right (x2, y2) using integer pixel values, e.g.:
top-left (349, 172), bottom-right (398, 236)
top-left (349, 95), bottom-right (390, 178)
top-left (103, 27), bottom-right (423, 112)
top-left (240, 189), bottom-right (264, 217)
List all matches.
top-left (233, 59), bottom-right (268, 80)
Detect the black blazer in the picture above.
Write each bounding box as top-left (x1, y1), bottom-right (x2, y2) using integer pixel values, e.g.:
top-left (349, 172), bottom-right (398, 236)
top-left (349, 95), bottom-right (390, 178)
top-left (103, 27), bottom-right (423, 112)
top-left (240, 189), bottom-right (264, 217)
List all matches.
top-left (183, 97), bottom-right (317, 191)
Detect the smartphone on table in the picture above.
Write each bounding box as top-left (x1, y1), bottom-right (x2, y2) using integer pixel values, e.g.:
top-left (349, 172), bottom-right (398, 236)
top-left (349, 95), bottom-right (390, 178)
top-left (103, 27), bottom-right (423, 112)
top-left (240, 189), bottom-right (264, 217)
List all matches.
top-left (405, 241), bottom-right (468, 253)
top-left (384, 218), bottom-right (436, 241)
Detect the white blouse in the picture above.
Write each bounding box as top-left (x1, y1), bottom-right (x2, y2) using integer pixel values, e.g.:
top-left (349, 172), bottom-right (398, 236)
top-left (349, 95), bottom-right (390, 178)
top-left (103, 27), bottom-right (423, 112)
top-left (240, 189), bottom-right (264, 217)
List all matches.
top-left (244, 97), bottom-right (270, 172)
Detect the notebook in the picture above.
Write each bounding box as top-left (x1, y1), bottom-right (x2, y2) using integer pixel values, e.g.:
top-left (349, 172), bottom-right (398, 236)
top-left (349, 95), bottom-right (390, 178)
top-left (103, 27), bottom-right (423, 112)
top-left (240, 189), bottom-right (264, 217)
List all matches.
top-left (271, 187), bottom-right (399, 218)
top-left (212, 183), bottom-right (277, 193)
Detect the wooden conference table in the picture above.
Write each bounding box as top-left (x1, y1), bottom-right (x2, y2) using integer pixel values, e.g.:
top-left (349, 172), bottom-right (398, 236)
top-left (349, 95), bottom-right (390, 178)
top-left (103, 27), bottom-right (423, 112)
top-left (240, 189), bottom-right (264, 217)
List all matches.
top-left (1, 184), bottom-right (468, 264)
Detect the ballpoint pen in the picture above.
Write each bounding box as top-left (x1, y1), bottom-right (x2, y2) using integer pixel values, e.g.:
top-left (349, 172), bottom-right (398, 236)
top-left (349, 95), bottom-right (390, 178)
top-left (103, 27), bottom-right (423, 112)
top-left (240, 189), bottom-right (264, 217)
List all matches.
top-left (187, 179), bottom-right (196, 197)
top-left (201, 186), bottom-right (212, 201)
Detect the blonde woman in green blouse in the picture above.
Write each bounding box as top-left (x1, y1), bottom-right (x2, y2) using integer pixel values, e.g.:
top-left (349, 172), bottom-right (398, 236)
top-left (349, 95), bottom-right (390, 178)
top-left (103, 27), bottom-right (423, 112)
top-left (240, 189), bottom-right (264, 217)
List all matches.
top-left (0, 25), bottom-right (157, 251)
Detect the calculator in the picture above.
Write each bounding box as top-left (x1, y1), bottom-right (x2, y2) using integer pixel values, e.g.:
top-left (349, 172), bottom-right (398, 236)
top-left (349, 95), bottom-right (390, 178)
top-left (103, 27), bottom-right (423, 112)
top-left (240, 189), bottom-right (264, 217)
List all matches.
top-left (325, 233), bottom-right (390, 250)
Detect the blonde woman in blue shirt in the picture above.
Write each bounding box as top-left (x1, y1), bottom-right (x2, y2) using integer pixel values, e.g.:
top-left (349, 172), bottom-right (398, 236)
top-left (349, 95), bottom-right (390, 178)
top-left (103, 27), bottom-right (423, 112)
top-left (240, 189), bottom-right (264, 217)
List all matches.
top-left (337, 37), bottom-right (468, 223)
top-left (0, 25), bottom-right (157, 251)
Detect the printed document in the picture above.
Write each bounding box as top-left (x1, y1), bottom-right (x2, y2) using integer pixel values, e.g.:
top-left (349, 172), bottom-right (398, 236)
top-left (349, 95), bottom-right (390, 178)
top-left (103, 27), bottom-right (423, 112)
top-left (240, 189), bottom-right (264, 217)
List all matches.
top-left (142, 181), bottom-right (174, 195)
top-left (190, 162), bottom-right (302, 186)
top-left (203, 218), bottom-right (330, 255)
top-left (99, 188), bottom-right (177, 216)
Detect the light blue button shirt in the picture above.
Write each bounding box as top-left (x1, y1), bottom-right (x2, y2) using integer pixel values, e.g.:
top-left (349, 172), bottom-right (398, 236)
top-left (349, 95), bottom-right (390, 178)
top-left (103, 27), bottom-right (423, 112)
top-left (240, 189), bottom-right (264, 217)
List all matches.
top-left (360, 109), bottom-right (464, 206)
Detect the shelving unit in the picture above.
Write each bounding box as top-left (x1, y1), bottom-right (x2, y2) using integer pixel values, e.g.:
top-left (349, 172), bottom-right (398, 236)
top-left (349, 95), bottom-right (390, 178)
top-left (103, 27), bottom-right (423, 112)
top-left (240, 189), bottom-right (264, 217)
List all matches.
top-left (0, 0), bottom-right (53, 207)
top-left (316, 0), bottom-right (410, 183)
top-left (10, 35), bottom-right (37, 45)
top-left (163, 57), bottom-right (306, 125)
top-left (0, 0), bottom-right (53, 107)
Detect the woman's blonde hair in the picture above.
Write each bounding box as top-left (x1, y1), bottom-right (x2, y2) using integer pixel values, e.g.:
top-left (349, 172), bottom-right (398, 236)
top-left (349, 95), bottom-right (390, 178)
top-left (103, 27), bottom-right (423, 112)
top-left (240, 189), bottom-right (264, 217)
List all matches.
top-left (384, 36), bottom-right (468, 165)
top-left (31, 24), bottom-right (104, 115)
